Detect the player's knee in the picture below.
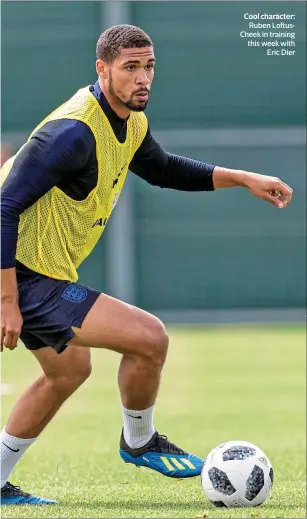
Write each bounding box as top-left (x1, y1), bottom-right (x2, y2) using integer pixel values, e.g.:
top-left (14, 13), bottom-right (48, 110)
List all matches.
top-left (50, 354), bottom-right (92, 394)
top-left (72, 360), bottom-right (92, 385)
top-left (143, 318), bottom-right (169, 366)
top-left (53, 364), bottom-right (92, 395)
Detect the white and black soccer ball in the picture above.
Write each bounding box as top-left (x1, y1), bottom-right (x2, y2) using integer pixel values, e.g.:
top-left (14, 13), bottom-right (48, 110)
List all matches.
top-left (201, 441), bottom-right (273, 508)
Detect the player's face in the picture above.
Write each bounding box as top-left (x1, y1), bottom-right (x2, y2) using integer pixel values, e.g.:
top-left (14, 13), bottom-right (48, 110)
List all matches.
top-left (98, 47), bottom-right (155, 113)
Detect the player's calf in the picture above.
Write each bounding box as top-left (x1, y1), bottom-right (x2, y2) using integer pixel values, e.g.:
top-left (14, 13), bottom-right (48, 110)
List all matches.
top-left (1, 346), bottom-right (92, 492)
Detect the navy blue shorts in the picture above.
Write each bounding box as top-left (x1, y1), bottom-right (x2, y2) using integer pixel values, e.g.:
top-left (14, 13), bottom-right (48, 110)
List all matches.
top-left (16, 261), bottom-right (101, 354)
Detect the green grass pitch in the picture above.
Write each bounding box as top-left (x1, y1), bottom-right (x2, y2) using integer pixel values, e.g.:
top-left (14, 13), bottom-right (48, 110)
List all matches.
top-left (1, 325), bottom-right (306, 518)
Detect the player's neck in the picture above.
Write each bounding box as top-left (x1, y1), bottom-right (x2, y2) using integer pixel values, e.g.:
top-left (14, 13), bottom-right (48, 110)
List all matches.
top-left (99, 81), bottom-right (130, 120)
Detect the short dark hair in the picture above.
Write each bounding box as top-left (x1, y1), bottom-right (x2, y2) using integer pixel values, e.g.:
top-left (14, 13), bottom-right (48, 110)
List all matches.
top-left (96, 24), bottom-right (153, 63)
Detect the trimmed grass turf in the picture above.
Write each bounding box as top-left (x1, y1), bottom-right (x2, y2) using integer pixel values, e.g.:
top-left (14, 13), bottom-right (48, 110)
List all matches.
top-left (1, 325), bottom-right (306, 518)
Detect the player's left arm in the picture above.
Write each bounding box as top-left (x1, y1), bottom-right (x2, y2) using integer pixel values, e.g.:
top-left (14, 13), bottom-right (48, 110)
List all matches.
top-left (212, 167), bottom-right (293, 209)
top-left (129, 129), bottom-right (293, 209)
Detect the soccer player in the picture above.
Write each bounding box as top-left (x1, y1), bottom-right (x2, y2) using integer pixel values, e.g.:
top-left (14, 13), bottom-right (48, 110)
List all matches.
top-left (0, 25), bottom-right (292, 505)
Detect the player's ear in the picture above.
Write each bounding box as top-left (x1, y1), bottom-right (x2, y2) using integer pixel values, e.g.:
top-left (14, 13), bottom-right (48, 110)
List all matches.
top-left (96, 59), bottom-right (108, 78)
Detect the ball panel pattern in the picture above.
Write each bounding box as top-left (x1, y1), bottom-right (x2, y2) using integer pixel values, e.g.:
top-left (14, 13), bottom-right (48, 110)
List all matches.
top-left (208, 467), bottom-right (236, 496)
top-left (211, 500), bottom-right (227, 507)
top-left (223, 446), bottom-right (256, 461)
top-left (245, 465), bottom-right (264, 501)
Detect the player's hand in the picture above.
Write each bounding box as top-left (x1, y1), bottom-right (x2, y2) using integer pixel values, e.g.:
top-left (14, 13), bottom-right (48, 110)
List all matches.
top-left (244, 173), bottom-right (293, 208)
top-left (1, 299), bottom-right (23, 351)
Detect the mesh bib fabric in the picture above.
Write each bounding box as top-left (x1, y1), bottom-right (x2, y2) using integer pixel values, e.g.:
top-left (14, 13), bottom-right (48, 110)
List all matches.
top-left (1, 87), bottom-right (148, 281)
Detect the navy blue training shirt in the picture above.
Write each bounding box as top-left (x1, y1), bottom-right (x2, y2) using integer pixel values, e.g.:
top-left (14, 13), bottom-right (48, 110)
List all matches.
top-left (1, 81), bottom-right (216, 269)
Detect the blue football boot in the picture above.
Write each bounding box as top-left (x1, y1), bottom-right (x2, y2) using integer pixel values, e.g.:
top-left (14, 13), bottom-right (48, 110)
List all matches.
top-left (120, 430), bottom-right (204, 478)
top-left (0, 482), bottom-right (58, 505)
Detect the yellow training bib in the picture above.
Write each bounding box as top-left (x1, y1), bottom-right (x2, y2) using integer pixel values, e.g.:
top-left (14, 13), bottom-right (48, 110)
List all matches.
top-left (1, 86), bottom-right (148, 281)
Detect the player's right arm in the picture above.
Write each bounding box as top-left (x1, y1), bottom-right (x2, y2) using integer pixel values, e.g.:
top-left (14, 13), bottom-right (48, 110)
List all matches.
top-left (1, 120), bottom-right (95, 351)
top-left (1, 269), bottom-right (22, 351)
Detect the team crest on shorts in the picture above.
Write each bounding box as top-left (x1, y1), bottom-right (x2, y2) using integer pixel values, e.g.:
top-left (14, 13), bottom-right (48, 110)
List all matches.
top-left (61, 285), bottom-right (88, 303)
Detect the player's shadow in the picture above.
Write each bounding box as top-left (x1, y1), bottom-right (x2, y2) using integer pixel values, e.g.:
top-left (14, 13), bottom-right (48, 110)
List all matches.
top-left (256, 502), bottom-right (307, 510)
top-left (69, 498), bottom-right (306, 512)
top-left (71, 498), bottom-right (204, 511)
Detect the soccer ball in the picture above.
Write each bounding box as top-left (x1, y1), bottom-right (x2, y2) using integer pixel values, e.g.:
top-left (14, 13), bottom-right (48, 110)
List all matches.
top-left (201, 441), bottom-right (273, 508)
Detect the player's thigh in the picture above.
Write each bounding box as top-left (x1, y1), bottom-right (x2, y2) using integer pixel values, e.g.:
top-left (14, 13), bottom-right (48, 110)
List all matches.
top-left (69, 293), bottom-right (168, 358)
top-left (31, 345), bottom-right (92, 381)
